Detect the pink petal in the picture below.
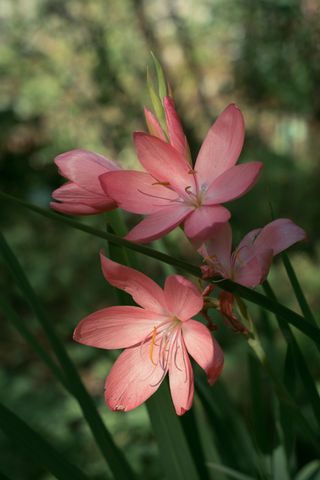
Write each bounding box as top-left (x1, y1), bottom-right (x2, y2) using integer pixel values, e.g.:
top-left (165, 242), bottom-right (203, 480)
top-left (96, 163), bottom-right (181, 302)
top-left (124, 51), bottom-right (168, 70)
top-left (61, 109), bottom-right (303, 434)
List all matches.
top-left (52, 182), bottom-right (116, 210)
top-left (144, 107), bottom-right (166, 140)
top-left (105, 342), bottom-right (165, 412)
top-left (100, 170), bottom-right (178, 214)
top-left (100, 254), bottom-right (166, 314)
top-left (74, 306), bottom-right (167, 349)
top-left (169, 331), bottom-right (194, 415)
top-left (198, 223), bottom-right (233, 277)
top-left (205, 162), bottom-right (263, 205)
top-left (50, 201), bottom-right (101, 215)
top-left (164, 96), bottom-right (190, 162)
top-left (237, 228), bottom-right (261, 253)
top-left (233, 254), bottom-right (270, 288)
top-left (163, 275), bottom-right (203, 321)
top-left (134, 132), bottom-right (195, 196)
top-left (253, 219), bottom-right (306, 257)
top-left (195, 104), bottom-right (245, 187)
top-left (183, 205), bottom-right (231, 247)
top-left (182, 320), bottom-right (224, 384)
top-left (55, 149), bottom-right (119, 194)
top-left (125, 205), bottom-right (192, 243)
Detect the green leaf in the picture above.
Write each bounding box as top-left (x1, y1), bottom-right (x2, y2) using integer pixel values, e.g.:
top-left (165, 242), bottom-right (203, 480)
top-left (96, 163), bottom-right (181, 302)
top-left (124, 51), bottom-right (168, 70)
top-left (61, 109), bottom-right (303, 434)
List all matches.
top-left (1, 191), bottom-right (320, 348)
top-left (0, 402), bottom-right (88, 480)
top-left (147, 66), bottom-right (167, 134)
top-left (248, 353), bottom-right (273, 454)
top-left (146, 381), bottom-right (200, 480)
top-left (206, 462), bottom-right (255, 480)
top-left (263, 281), bottom-right (320, 431)
top-left (271, 442), bottom-right (290, 480)
top-left (0, 233), bottom-right (136, 480)
top-left (196, 376), bottom-right (263, 477)
top-left (246, 314), bottom-right (320, 455)
top-left (150, 52), bottom-right (168, 101)
top-left (282, 252), bottom-right (318, 327)
top-left (295, 461), bottom-right (320, 480)
top-left (0, 292), bottom-right (68, 388)
top-left (180, 406), bottom-right (211, 480)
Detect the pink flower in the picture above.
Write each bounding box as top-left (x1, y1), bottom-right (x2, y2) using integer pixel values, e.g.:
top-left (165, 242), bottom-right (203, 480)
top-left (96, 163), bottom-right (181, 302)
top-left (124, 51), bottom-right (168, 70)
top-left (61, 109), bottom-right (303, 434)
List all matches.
top-left (51, 149), bottom-right (120, 215)
top-left (199, 219), bottom-right (306, 332)
top-left (73, 253), bottom-right (224, 415)
top-left (199, 218), bottom-right (306, 288)
top-left (100, 102), bottom-right (262, 245)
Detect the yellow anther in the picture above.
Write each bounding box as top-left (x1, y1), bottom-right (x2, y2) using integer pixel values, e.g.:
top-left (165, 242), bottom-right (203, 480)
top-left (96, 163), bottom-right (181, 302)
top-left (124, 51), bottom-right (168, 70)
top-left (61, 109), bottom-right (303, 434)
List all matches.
top-left (152, 181), bottom-right (170, 187)
top-left (149, 326), bottom-right (157, 366)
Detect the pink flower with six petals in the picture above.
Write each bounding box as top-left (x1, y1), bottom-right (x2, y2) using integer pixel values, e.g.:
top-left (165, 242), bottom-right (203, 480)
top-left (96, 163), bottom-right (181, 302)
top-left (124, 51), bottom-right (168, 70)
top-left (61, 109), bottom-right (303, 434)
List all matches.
top-left (73, 253), bottom-right (224, 415)
top-left (100, 102), bottom-right (262, 246)
top-left (51, 149), bottom-right (120, 215)
top-left (199, 218), bottom-right (306, 288)
top-left (199, 219), bottom-right (306, 332)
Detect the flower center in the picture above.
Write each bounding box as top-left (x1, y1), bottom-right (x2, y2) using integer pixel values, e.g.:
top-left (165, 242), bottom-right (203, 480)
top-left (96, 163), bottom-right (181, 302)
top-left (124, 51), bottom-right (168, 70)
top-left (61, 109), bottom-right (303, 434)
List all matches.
top-left (145, 317), bottom-right (182, 372)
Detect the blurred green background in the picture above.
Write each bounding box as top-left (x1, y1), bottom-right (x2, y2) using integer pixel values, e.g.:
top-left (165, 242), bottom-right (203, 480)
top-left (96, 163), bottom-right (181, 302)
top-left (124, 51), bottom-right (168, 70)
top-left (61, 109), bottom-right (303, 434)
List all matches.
top-left (1, 0), bottom-right (320, 478)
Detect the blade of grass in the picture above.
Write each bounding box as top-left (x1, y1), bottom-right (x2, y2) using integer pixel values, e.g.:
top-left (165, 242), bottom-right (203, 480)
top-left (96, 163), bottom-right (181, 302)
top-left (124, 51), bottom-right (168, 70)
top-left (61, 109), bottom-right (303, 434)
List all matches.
top-left (196, 376), bottom-right (263, 477)
top-left (206, 462), bottom-right (255, 480)
top-left (1, 192), bottom-right (320, 347)
top-left (0, 402), bottom-right (88, 480)
top-left (146, 381), bottom-right (200, 480)
top-left (282, 252), bottom-right (318, 326)
top-left (180, 406), bottom-right (211, 480)
top-left (0, 292), bottom-right (68, 389)
top-left (247, 325), bottom-right (320, 454)
top-left (280, 342), bottom-right (296, 458)
top-left (0, 233), bottom-right (135, 480)
top-left (248, 353), bottom-right (273, 454)
top-left (263, 281), bottom-right (320, 430)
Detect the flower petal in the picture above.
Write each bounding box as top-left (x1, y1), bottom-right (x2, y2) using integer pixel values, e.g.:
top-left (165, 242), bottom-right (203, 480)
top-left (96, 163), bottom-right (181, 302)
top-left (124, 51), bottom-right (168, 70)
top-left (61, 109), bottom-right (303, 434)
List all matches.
top-left (74, 306), bottom-right (167, 349)
top-left (100, 254), bottom-right (166, 314)
top-left (195, 104), bottom-right (245, 187)
top-left (163, 275), bottom-right (203, 321)
top-left (253, 219), bottom-right (306, 256)
top-left (182, 320), bottom-right (224, 385)
top-left (164, 96), bottom-right (190, 161)
top-left (50, 201), bottom-right (101, 215)
top-left (233, 253), bottom-right (271, 288)
top-left (198, 223), bottom-right (233, 277)
top-left (183, 205), bottom-right (231, 247)
top-left (100, 170), bottom-right (178, 214)
top-left (144, 107), bottom-right (166, 140)
top-left (169, 331), bottom-right (194, 415)
top-left (134, 132), bottom-right (195, 196)
top-left (205, 162), bottom-right (262, 205)
top-left (55, 149), bottom-right (119, 194)
top-left (52, 182), bottom-right (116, 211)
top-left (125, 205), bottom-right (192, 243)
top-left (105, 342), bottom-right (165, 412)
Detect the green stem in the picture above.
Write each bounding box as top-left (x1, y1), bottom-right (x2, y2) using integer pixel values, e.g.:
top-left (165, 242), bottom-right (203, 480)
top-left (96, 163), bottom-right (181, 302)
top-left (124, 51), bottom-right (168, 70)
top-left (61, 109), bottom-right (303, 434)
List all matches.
top-left (1, 191), bottom-right (320, 347)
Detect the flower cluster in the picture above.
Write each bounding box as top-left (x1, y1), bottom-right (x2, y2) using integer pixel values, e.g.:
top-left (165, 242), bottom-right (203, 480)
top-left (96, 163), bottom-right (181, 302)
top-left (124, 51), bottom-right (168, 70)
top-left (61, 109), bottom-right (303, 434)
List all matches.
top-left (51, 93), bottom-right (305, 415)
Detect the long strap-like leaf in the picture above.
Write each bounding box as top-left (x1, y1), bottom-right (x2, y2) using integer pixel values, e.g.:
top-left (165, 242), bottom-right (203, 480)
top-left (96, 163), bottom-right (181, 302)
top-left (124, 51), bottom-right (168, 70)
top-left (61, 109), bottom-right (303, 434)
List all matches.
top-left (1, 191), bottom-right (320, 347)
top-left (147, 381), bottom-right (200, 480)
top-left (0, 403), bottom-right (88, 480)
top-left (0, 233), bottom-right (135, 480)
top-left (282, 252), bottom-right (318, 327)
top-left (263, 281), bottom-right (320, 430)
